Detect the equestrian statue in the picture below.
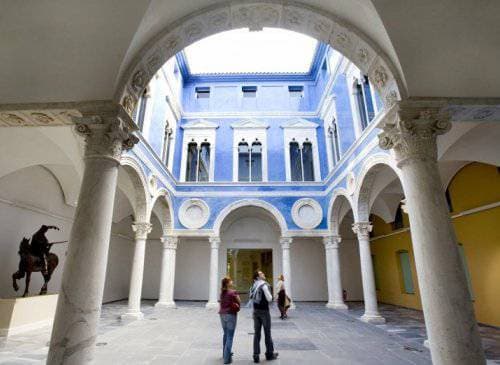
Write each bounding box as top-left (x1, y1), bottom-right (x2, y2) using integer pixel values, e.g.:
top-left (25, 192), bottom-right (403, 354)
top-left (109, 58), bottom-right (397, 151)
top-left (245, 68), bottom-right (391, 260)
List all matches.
top-left (12, 225), bottom-right (65, 297)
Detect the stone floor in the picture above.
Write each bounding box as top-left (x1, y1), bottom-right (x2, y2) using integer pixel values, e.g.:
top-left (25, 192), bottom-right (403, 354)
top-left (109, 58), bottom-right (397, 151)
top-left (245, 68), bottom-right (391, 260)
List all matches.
top-left (0, 300), bottom-right (498, 364)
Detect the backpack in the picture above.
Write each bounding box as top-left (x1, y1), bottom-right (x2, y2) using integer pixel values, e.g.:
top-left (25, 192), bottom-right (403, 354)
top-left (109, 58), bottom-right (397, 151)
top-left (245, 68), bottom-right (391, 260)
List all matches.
top-left (249, 282), bottom-right (266, 305)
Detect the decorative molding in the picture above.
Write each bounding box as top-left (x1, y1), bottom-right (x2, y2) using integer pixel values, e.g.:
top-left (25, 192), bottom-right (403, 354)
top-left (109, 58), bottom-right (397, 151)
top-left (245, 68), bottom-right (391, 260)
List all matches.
top-left (178, 199), bottom-right (210, 229)
top-left (280, 118), bottom-right (319, 129)
top-left (161, 235), bottom-right (179, 250)
top-left (231, 119), bottom-right (269, 129)
top-left (291, 198), bottom-right (323, 229)
top-left (352, 222), bottom-right (373, 238)
top-left (209, 236), bottom-right (221, 249)
top-left (181, 119), bottom-right (219, 129)
top-left (132, 222), bottom-right (153, 240)
top-left (279, 237), bottom-right (293, 249)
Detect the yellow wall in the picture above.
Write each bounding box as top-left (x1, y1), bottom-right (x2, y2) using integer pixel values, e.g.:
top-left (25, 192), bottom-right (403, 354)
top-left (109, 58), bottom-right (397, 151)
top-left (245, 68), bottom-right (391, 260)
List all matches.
top-left (371, 162), bottom-right (500, 326)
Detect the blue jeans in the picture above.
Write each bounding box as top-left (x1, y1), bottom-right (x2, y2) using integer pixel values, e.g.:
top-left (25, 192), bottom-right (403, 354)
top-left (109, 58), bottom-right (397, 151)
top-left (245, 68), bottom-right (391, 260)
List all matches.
top-left (220, 313), bottom-right (237, 363)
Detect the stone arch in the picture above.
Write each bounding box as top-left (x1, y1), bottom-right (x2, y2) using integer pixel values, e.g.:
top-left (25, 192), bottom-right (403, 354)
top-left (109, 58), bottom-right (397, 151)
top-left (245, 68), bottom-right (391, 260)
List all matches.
top-left (354, 153), bottom-right (402, 222)
top-left (119, 156), bottom-right (149, 222)
top-left (116, 1), bottom-right (404, 114)
top-left (213, 199), bottom-right (287, 237)
top-left (328, 188), bottom-right (355, 235)
top-left (148, 189), bottom-right (174, 234)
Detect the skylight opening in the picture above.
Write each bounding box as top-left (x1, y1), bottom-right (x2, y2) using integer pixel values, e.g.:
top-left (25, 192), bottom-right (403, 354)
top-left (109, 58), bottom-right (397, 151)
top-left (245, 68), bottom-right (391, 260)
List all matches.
top-left (183, 28), bottom-right (318, 75)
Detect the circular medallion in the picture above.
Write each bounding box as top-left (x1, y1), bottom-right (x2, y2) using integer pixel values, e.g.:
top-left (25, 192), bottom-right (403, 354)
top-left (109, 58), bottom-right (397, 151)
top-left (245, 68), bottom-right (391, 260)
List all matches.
top-left (291, 198), bottom-right (323, 230)
top-left (179, 199), bottom-right (210, 229)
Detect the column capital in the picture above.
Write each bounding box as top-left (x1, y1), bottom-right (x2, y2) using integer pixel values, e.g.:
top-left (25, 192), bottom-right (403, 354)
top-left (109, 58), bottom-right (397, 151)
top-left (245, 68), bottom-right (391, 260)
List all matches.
top-left (323, 235), bottom-right (341, 249)
top-left (352, 222), bottom-right (373, 238)
top-left (280, 237), bottom-right (293, 249)
top-left (160, 235), bottom-right (178, 250)
top-left (132, 222), bottom-right (152, 240)
top-left (377, 101), bottom-right (451, 167)
top-left (209, 236), bottom-right (221, 249)
top-left (74, 106), bottom-right (139, 162)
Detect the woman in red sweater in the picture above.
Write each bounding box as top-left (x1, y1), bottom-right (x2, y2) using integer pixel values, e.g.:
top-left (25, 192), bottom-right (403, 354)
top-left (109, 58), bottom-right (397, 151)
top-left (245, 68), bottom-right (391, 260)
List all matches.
top-left (219, 277), bottom-right (241, 364)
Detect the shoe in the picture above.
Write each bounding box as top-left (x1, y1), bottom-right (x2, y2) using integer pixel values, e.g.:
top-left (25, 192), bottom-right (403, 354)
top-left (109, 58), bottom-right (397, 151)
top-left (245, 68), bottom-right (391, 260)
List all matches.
top-left (265, 352), bottom-right (279, 361)
top-left (253, 355), bottom-right (260, 363)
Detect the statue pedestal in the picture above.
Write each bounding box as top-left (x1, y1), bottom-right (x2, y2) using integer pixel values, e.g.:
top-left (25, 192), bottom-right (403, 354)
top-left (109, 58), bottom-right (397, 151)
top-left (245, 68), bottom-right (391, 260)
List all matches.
top-left (0, 294), bottom-right (58, 336)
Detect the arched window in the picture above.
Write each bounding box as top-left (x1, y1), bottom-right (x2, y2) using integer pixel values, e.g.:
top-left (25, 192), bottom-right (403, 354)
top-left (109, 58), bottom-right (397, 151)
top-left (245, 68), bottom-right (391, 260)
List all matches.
top-left (185, 141), bottom-right (211, 182)
top-left (238, 142), bottom-right (250, 182)
top-left (198, 142), bottom-right (210, 182)
top-left (162, 121), bottom-right (173, 167)
top-left (136, 88), bottom-right (149, 130)
top-left (355, 76), bottom-right (376, 131)
top-left (238, 140), bottom-right (263, 182)
top-left (289, 141), bottom-right (302, 181)
top-left (328, 120), bottom-right (341, 165)
top-left (185, 142), bottom-right (198, 182)
top-left (289, 140), bottom-right (315, 182)
top-left (251, 141), bottom-right (262, 182)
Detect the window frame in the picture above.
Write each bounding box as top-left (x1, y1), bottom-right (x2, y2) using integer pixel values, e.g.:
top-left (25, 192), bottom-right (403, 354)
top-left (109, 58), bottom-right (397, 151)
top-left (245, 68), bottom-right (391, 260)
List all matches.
top-left (397, 250), bottom-right (415, 294)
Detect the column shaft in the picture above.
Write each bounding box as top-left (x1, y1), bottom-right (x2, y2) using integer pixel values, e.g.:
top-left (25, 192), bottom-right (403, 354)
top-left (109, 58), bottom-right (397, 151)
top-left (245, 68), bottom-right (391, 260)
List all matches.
top-left (378, 104), bottom-right (485, 364)
top-left (206, 237), bottom-right (220, 309)
top-left (353, 223), bottom-right (385, 324)
top-left (156, 236), bottom-right (178, 308)
top-left (48, 114), bottom-right (138, 364)
top-left (122, 222), bottom-right (151, 320)
top-left (280, 237), bottom-right (293, 307)
top-left (324, 236), bottom-right (347, 309)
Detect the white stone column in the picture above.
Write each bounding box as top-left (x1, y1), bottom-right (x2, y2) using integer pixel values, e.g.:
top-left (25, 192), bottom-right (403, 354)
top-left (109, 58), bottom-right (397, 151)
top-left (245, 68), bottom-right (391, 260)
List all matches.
top-left (48, 110), bottom-right (138, 364)
top-left (378, 103), bottom-right (485, 364)
top-left (206, 236), bottom-right (220, 309)
top-left (352, 222), bottom-right (385, 324)
top-left (156, 235), bottom-right (178, 309)
top-left (280, 237), bottom-right (294, 307)
top-left (121, 222), bottom-right (152, 320)
top-left (323, 236), bottom-right (347, 309)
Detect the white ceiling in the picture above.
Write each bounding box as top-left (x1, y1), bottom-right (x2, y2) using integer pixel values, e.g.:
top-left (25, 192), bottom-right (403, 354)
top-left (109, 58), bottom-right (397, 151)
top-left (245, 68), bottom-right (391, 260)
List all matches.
top-left (1, 0), bottom-right (499, 104)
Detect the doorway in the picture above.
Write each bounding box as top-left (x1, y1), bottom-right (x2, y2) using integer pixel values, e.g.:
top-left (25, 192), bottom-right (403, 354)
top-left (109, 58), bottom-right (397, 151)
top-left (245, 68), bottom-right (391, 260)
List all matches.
top-left (227, 249), bottom-right (273, 300)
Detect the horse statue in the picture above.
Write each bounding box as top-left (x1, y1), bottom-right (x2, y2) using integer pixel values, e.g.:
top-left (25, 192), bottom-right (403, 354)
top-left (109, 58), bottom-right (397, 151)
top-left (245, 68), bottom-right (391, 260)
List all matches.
top-left (12, 225), bottom-right (62, 297)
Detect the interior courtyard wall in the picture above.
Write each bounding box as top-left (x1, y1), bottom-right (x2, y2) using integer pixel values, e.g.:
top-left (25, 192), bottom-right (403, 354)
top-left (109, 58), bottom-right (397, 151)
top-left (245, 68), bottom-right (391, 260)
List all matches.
top-left (289, 238), bottom-right (327, 301)
top-left (369, 162), bottom-right (500, 326)
top-left (174, 238), bottom-right (210, 300)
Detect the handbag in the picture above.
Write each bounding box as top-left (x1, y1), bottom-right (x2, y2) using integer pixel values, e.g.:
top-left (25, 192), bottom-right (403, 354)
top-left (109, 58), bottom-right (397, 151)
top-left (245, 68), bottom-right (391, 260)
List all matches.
top-left (284, 295), bottom-right (291, 309)
top-left (230, 299), bottom-right (240, 313)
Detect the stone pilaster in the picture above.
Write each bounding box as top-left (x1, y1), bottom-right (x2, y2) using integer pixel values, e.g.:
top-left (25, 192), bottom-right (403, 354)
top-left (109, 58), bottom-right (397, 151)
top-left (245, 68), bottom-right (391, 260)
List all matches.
top-left (378, 101), bottom-right (485, 364)
top-left (156, 236), bottom-right (179, 309)
top-left (206, 236), bottom-right (221, 309)
top-left (122, 222), bottom-right (152, 321)
top-left (323, 236), bottom-right (347, 310)
top-left (48, 107), bottom-right (138, 364)
top-left (352, 222), bottom-right (385, 324)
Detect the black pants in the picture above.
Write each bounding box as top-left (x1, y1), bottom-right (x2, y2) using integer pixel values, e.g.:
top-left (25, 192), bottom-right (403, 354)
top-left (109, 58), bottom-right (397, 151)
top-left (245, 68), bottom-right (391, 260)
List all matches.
top-left (253, 309), bottom-right (274, 356)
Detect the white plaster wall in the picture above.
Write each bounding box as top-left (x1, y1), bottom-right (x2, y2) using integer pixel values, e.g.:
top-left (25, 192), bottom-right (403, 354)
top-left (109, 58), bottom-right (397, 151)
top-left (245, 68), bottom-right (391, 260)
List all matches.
top-left (174, 238), bottom-right (210, 300)
top-left (142, 239), bottom-right (163, 299)
top-left (339, 239), bottom-right (364, 301)
top-left (0, 166), bottom-right (73, 298)
top-left (290, 238), bottom-right (328, 301)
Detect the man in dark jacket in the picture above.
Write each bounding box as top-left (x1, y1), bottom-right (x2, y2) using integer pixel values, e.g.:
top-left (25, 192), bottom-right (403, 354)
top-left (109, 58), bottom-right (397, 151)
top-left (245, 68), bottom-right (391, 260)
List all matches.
top-left (249, 270), bottom-right (278, 363)
top-left (30, 225), bottom-right (59, 272)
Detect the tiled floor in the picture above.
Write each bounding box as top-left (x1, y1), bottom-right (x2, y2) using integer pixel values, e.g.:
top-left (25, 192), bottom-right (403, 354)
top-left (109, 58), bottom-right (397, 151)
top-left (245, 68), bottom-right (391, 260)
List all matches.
top-left (0, 301), bottom-right (497, 364)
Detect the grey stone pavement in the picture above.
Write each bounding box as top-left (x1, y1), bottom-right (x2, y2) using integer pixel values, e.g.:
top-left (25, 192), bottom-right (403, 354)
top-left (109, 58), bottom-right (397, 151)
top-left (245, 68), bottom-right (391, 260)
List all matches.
top-left (0, 300), bottom-right (498, 364)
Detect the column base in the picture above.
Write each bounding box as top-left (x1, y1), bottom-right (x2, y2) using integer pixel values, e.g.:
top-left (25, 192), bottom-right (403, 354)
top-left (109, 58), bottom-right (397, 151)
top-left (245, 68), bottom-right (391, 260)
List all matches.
top-left (326, 302), bottom-right (348, 310)
top-left (205, 302), bottom-right (219, 310)
top-left (361, 313), bottom-right (385, 324)
top-left (120, 311), bottom-right (144, 322)
top-left (155, 301), bottom-right (176, 309)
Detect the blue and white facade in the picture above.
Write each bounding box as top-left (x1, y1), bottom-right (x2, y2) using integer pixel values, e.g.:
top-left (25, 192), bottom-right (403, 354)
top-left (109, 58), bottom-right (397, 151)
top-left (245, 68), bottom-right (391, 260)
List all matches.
top-left (124, 43), bottom-right (389, 305)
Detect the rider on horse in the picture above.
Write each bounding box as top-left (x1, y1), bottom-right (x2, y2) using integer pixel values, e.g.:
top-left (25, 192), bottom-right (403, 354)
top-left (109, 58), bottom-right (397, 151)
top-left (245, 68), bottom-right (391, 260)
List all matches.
top-left (30, 225), bottom-right (59, 272)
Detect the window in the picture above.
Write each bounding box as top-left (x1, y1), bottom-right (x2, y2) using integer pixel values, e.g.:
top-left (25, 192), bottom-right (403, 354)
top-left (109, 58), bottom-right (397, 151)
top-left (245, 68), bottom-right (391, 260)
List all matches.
top-left (398, 250), bottom-right (415, 294)
top-left (288, 85), bottom-right (304, 97)
top-left (136, 88), bottom-right (149, 130)
top-left (242, 86), bottom-right (257, 98)
top-left (289, 139), bottom-right (315, 182)
top-left (327, 120), bottom-right (341, 165)
top-left (354, 76), bottom-right (376, 131)
top-left (238, 141), bottom-right (263, 182)
top-left (185, 141), bottom-right (211, 182)
top-left (458, 244), bottom-right (474, 300)
top-left (162, 122), bottom-right (173, 167)
top-left (195, 86), bottom-right (210, 98)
